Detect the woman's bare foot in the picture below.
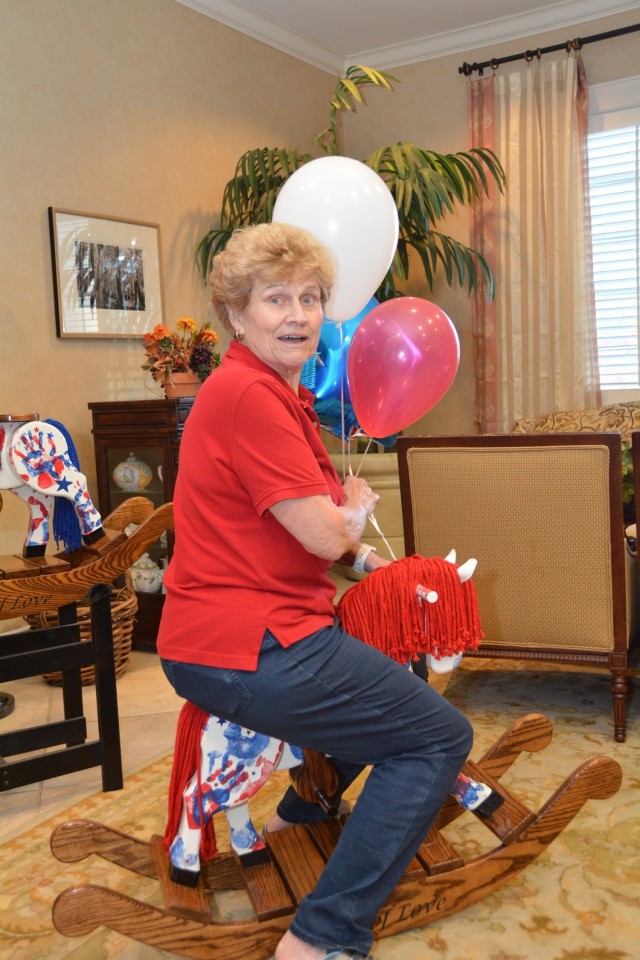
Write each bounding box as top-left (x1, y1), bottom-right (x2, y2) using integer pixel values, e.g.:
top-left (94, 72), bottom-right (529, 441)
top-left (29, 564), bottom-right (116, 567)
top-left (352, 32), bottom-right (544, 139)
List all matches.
top-left (272, 929), bottom-right (329, 960)
top-left (265, 798), bottom-right (352, 836)
top-left (264, 812), bottom-right (293, 833)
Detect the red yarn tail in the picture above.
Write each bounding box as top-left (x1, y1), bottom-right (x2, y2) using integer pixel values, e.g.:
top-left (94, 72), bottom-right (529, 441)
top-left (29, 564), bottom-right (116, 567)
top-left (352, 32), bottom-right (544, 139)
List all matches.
top-left (162, 700), bottom-right (218, 862)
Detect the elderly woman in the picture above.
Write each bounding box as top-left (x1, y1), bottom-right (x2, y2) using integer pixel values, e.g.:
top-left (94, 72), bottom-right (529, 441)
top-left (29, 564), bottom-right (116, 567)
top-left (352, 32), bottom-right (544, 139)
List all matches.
top-left (157, 222), bottom-right (472, 960)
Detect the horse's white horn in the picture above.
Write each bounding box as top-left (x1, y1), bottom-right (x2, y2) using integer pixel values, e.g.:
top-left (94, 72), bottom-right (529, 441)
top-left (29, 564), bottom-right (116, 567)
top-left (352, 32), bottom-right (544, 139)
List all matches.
top-left (456, 558), bottom-right (478, 583)
top-left (444, 549), bottom-right (457, 564)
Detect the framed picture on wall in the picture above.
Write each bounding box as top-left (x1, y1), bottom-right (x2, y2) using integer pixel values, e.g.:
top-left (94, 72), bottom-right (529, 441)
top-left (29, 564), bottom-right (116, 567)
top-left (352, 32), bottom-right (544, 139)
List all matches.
top-left (49, 208), bottom-right (164, 338)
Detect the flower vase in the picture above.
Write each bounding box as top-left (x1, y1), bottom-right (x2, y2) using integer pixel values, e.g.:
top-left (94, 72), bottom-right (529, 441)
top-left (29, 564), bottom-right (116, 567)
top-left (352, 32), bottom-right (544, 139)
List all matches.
top-left (162, 372), bottom-right (202, 399)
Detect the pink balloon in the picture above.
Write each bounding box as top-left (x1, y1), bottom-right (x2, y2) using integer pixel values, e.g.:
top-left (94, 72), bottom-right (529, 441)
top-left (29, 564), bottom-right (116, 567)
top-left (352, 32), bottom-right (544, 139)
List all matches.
top-left (347, 298), bottom-right (460, 437)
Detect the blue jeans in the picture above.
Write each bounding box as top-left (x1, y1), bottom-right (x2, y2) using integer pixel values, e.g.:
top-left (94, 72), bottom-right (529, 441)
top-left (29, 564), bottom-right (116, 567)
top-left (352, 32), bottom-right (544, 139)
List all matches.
top-left (162, 619), bottom-right (472, 955)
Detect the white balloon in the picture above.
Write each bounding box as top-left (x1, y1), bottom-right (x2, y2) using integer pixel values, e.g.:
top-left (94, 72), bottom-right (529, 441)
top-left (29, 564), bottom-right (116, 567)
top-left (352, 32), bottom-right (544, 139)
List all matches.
top-left (273, 156), bottom-right (399, 323)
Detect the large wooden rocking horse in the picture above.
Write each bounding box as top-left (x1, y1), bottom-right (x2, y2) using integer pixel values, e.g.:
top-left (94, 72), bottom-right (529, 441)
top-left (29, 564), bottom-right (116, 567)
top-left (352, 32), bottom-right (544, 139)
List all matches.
top-left (49, 714), bottom-right (622, 959)
top-left (47, 550), bottom-right (623, 958)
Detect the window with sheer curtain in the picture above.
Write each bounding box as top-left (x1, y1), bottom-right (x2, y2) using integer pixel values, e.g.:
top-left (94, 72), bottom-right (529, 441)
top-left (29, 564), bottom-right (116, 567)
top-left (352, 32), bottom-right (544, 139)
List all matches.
top-left (468, 54), bottom-right (600, 434)
top-left (587, 76), bottom-right (640, 393)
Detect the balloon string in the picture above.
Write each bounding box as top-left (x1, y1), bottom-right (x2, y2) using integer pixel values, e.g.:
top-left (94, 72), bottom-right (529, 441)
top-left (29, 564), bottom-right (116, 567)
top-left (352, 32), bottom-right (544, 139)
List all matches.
top-left (354, 436), bottom-right (373, 477)
top-left (368, 512), bottom-right (398, 561)
top-left (343, 460), bottom-right (396, 561)
top-left (332, 324), bottom-right (398, 560)
top-left (333, 313), bottom-right (392, 552)
top-left (338, 321), bottom-right (348, 479)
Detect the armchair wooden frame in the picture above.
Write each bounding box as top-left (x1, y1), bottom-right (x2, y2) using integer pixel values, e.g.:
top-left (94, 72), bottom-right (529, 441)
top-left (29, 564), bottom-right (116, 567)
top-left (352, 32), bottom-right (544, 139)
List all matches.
top-left (397, 432), bottom-right (631, 742)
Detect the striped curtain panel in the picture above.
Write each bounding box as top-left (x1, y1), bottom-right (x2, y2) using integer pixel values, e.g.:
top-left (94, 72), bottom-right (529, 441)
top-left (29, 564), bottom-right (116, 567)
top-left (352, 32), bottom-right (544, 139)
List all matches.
top-left (468, 54), bottom-right (600, 434)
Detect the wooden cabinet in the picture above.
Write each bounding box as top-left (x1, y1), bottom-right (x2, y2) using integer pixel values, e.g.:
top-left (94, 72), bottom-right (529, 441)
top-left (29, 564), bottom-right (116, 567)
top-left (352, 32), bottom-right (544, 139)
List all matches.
top-left (88, 399), bottom-right (195, 650)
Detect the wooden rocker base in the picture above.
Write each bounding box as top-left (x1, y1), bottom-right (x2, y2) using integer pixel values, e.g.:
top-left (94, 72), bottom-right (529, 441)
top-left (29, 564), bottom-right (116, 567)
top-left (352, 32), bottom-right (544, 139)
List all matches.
top-left (50, 713), bottom-right (622, 960)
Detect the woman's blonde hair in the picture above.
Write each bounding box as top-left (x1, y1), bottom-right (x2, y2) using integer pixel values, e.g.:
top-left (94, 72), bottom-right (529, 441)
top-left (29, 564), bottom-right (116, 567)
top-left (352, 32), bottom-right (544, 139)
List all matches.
top-left (210, 222), bottom-right (336, 333)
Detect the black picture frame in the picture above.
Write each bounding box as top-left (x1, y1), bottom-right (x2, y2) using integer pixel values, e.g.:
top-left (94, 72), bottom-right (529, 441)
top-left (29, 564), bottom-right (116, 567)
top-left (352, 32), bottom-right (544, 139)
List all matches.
top-left (49, 208), bottom-right (164, 339)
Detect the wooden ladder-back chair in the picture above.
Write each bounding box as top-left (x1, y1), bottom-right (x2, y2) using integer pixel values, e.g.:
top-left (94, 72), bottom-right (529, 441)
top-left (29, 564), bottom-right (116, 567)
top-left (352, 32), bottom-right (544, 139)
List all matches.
top-left (0, 583), bottom-right (122, 792)
top-left (396, 432), bottom-right (634, 742)
top-left (0, 497), bottom-right (174, 791)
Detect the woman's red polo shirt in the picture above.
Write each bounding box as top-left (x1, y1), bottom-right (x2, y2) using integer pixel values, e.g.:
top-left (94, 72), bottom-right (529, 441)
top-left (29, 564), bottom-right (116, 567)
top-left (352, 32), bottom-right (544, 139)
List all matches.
top-left (156, 342), bottom-right (344, 671)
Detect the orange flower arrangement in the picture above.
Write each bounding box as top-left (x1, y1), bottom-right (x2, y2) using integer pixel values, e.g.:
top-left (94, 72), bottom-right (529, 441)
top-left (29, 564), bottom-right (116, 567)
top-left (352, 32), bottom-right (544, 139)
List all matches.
top-left (142, 317), bottom-right (221, 384)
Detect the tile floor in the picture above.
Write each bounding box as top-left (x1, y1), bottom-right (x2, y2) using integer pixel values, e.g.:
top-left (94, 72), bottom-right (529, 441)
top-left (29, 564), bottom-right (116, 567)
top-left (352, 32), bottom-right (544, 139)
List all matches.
top-left (0, 647), bottom-right (183, 844)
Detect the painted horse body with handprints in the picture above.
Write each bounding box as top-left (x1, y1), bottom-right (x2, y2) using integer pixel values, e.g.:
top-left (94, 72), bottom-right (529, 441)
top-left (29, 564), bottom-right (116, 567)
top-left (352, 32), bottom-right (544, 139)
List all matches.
top-left (0, 416), bottom-right (104, 556)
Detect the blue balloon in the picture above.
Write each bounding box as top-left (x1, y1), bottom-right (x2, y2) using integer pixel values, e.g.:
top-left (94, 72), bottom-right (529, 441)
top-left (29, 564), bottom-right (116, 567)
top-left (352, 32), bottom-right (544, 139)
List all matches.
top-left (301, 297), bottom-right (396, 445)
top-left (315, 297), bottom-right (378, 403)
top-left (313, 397), bottom-right (397, 447)
top-left (313, 398), bottom-right (361, 441)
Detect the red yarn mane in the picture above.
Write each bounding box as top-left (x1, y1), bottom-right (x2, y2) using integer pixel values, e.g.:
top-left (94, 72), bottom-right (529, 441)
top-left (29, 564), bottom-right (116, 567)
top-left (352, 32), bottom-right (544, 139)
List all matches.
top-left (336, 555), bottom-right (483, 664)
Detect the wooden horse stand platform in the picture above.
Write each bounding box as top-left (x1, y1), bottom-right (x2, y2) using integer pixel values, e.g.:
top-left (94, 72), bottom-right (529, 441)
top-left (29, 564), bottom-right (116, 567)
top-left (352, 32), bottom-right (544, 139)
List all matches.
top-left (50, 713), bottom-right (622, 960)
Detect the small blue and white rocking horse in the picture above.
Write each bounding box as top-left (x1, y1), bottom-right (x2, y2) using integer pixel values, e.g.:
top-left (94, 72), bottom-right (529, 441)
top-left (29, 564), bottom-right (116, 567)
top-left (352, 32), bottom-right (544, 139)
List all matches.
top-left (0, 414), bottom-right (104, 556)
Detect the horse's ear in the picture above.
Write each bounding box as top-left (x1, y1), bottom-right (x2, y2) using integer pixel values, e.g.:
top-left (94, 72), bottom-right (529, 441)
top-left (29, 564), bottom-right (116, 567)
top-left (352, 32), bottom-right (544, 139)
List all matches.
top-left (456, 558), bottom-right (478, 583)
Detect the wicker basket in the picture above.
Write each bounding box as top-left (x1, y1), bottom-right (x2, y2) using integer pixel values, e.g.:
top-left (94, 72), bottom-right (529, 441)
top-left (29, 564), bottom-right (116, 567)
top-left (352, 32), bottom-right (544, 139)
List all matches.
top-left (27, 576), bottom-right (137, 686)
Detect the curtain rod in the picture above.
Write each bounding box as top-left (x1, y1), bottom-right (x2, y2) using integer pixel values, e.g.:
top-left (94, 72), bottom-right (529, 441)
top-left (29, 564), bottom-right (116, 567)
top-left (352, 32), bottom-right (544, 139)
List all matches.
top-left (458, 22), bottom-right (640, 77)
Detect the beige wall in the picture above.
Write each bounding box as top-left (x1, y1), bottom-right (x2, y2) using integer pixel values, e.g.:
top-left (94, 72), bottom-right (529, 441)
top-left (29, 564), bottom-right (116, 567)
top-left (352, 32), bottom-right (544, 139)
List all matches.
top-left (0, 0), bottom-right (332, 553)
top-left (1, 1), bottom-right (639, 554)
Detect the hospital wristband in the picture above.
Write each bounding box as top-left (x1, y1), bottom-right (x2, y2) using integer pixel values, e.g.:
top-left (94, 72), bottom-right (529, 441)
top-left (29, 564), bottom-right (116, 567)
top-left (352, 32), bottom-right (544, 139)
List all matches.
top-left (352, 543), bottom-right (377, 574)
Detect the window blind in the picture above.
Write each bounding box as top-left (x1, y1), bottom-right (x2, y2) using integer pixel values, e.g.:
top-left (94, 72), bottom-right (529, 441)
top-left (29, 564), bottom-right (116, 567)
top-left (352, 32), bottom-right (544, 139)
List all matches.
top-left (587, 78), bottom-right (640, 389)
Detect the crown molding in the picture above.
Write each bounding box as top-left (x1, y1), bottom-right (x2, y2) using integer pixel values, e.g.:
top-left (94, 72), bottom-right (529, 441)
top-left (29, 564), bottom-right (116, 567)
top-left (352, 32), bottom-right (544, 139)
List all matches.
top-left (174, 0), bottom-right (345, 73)
top-left (175, 0), bottom-right (640, 73)
top-left (358, 1), bottom-right (640, 69)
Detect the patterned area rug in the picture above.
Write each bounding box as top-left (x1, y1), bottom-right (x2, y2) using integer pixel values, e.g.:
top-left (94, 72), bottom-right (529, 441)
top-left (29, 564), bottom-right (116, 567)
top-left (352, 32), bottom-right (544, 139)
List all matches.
top-left (0, 656), bottom-right (637, 960)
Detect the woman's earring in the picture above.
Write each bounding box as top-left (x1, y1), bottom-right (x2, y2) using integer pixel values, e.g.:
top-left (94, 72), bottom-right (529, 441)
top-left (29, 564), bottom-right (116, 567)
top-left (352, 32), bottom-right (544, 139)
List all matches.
top-left (234, 330), bottom-right (245, 342)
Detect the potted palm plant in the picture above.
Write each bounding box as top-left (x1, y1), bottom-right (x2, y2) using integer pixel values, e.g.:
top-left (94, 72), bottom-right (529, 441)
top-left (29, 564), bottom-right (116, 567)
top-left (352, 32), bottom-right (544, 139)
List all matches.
top-left (195, 66), bottom-right (506, 301)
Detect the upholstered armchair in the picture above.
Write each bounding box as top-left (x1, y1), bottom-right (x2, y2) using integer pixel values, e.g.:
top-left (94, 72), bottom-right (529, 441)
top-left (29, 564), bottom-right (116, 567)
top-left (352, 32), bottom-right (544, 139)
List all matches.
top-left (397, 432), bottom-right (636, 742)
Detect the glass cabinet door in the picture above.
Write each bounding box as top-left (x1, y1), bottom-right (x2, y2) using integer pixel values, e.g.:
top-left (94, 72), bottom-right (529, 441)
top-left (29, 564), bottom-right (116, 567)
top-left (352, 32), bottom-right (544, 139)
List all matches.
top-left (89, 398), bottom-right (195, 650)
top-left (105, 445), bottom-right (168, 571)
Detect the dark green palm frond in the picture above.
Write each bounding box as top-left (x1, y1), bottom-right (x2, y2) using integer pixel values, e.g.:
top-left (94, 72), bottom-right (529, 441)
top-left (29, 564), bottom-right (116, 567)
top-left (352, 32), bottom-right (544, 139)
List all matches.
top-left (368, 143), bottom-right (458, 229)
top-left (194, 146), bottom-right (311, 276)
top-left (374, 225), bottom-right (495, 301)
top-left (392, 229), bottom-right (495, 300)
top-left (367, 142), bottom-right (502, 298)
top-left (426, 148), bottom-right (506, 203)
top-left (465, 147), bottom-right (507, 195)
top-left (222, 147), bottom-right (310, 224)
